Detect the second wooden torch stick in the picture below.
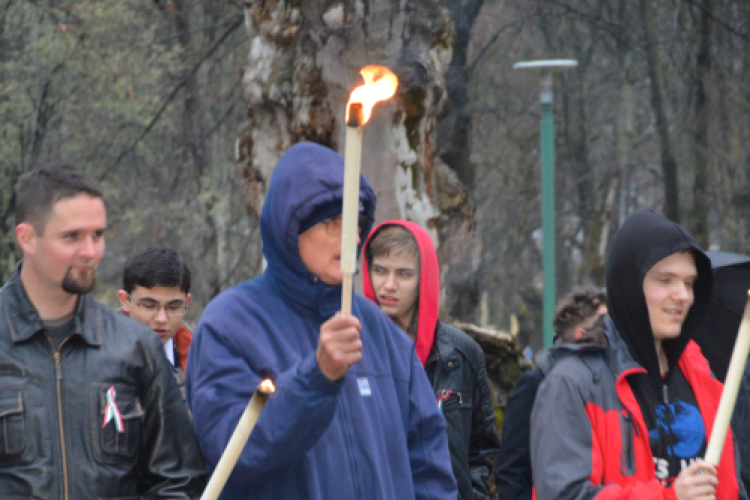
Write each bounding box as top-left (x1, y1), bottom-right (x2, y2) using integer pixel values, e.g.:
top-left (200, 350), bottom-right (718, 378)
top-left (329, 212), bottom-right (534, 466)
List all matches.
top-left (200, 379), bottom-right (275, 500)
top-left (704, 292), bottom-right (750, 466)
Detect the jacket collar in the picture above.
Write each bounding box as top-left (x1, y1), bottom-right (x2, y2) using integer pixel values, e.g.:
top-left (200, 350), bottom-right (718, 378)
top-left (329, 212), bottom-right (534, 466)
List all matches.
top-left (535, 315), bottom-right (640, 377)
top-left (2, 263), bottom-right (103, 346)
top-left (425, 322), bottom-right (457, 365)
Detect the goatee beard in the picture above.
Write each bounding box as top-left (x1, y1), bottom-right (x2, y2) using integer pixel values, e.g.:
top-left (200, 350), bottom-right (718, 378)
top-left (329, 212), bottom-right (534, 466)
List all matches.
top-left (61, 267), bottom-right (96, 295)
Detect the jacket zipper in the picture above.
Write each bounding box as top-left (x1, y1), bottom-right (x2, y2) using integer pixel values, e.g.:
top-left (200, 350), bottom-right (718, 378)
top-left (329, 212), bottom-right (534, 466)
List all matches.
top-left (620, 409), bottom-right (636, 475)
top-left (48, 336), bottom-right (70, 500)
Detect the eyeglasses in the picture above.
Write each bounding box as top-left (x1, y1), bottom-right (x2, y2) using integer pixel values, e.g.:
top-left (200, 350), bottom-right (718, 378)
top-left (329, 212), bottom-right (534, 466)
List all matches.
top-left (127, 294), bottom-right (187, 317)
top-left (321, 214), bottom-right (370, 235)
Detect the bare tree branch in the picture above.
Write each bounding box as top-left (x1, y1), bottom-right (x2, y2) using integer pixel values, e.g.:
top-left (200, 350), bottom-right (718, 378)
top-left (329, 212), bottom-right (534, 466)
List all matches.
top-left (99, 13), bottom-right (243, 181)
top-left (684, 0), bottom-right (748, 42)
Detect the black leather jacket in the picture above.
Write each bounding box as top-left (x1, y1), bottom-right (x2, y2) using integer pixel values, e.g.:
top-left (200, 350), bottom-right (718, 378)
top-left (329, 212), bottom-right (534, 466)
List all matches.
top-left (0, 267), bottom-right (206, 499)
top-left (424, 321), bottom-right (500, 500)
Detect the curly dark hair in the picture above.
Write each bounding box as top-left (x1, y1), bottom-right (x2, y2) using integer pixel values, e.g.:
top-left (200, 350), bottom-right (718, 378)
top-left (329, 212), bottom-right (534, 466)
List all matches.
top-left (553, 287), bottom-right (607, 342)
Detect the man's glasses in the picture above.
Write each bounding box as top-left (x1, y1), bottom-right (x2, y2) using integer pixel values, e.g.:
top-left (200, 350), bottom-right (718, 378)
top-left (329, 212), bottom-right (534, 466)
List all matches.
top-left (128, 294), bottom-right (187, 317)
top-left (321, 214), bottom-right (370, 235)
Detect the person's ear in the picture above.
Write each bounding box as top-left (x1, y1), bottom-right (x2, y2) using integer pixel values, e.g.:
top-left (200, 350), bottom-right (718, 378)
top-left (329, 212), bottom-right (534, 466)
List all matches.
top-left (117, 290), bottom-right (131, 312)
top-left (15, 223), bottom-right (37, 255)
top-left (186, 293), bottom-right (192, 304)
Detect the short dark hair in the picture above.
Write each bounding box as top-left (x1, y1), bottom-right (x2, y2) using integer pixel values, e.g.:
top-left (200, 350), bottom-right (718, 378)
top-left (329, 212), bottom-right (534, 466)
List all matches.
top-left (553, 287), bottom-right (607, 342)
top-left (14, 162), bottom-right (103, 233)
top-left (122, 247), bottom-right (191, 294)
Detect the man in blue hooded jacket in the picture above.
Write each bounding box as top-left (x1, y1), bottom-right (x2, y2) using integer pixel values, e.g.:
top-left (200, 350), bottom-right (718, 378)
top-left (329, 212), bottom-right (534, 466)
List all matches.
top-left (186, 141), bottom-right (457, 500)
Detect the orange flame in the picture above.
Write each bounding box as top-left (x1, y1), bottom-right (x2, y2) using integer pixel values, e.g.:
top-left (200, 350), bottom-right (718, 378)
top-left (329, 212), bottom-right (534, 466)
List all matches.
top-left (258, 379), bottom-right (275, 394)
top-left (346, 65), bottom-right (399, 124)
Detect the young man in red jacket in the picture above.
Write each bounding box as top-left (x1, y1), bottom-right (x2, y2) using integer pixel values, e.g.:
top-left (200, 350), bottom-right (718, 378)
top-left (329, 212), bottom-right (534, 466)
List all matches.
top-left (531, 210), bottom-right (745, 500)
top-left (363, 220), bottom-right (500, 500)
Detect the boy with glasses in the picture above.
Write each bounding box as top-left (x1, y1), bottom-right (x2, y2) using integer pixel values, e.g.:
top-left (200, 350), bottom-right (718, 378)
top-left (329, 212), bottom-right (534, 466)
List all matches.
top-left (118, 247), bottom-right (192, 391)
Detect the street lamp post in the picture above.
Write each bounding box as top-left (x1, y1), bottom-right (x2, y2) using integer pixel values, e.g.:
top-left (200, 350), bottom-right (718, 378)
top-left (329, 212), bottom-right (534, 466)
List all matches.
top-left (513, 59), bottom-right (577, 348)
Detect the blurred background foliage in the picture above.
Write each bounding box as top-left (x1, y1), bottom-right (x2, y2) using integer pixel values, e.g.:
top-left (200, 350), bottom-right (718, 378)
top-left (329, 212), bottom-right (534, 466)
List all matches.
top-left (0, 0), bottom-right (256, 326)
top-left (1, 0), bottom-right (749, 352)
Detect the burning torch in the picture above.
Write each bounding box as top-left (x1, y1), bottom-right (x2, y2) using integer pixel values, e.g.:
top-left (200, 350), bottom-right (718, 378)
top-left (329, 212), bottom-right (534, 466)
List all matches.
top-left (200, 378), bottom-right (275, 500)
top-left (704, 292), bottom-right (750, 466)
top-left (341, 65), bottom-right (398, 314)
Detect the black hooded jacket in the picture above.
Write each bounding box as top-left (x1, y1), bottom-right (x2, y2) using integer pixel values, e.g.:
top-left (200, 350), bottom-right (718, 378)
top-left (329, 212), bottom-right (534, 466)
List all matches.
top-left (606, 209), bottom-right (713, 389)
top-left (606, 209), bottom-right (715, 480)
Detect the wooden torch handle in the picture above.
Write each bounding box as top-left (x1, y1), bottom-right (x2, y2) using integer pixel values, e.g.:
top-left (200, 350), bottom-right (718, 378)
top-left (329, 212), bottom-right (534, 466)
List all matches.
top-left (704, 297), bottom-right (750, 465)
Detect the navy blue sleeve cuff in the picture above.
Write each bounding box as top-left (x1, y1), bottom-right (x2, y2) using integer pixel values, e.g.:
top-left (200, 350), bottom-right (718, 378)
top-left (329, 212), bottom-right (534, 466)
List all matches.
top-left (298, 352), bottom-right (345, 396)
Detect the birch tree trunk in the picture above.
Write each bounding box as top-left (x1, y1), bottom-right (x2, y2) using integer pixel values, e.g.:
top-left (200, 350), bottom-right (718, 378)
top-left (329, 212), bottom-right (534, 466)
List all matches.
top-left (236, 0), bottom-right (480, 321)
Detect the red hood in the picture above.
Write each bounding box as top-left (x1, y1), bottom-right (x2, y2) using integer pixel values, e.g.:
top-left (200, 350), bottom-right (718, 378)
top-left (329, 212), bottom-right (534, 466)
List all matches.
top-left (362, 220), bottom-right (439, 365)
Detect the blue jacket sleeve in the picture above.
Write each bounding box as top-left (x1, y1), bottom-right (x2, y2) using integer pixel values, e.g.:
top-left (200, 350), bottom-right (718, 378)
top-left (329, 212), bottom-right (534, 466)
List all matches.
top-left (187, 320), bottom-right (343, 482)
top-left (405, 347), bottom-right (459, 500)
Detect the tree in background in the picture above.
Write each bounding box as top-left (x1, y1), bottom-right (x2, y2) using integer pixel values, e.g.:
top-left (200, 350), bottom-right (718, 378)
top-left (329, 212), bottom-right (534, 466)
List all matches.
top-left (0, 0), bottom-right (256, 324)
top-left (2, 0), bottom-right (749, 353)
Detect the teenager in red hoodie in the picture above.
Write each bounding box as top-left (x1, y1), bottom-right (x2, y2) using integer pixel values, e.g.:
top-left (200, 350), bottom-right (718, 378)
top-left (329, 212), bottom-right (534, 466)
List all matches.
top-left (363, 220), bottom-right (500, 500)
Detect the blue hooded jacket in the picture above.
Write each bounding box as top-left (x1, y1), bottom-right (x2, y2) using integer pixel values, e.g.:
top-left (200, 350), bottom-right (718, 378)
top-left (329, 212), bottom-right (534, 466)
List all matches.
top-left (186, 142), bottom-right (457, 500)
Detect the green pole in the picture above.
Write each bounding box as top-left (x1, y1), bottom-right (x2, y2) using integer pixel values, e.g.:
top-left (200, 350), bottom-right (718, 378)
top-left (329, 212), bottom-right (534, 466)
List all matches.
top-left (540, 75), bottom-right (555, 348)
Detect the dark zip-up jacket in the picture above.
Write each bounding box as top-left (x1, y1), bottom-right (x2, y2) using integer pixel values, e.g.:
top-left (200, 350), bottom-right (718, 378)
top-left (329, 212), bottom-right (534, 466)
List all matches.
top-left (0, 266), bottom-right (206, 499)
top-left (424, 321), bottom-right (500, 500)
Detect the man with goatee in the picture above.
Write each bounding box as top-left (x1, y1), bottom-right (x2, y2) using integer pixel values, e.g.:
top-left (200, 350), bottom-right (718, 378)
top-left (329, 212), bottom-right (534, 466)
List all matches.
top-left (0, 162), bottom-right (206, 499)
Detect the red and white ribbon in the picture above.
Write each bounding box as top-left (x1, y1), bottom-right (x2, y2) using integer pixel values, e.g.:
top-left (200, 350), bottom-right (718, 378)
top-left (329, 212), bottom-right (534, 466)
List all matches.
top-left (102, 386), bottom-right (124, 433)
top-left (437, 389), bottom-right (452, 411)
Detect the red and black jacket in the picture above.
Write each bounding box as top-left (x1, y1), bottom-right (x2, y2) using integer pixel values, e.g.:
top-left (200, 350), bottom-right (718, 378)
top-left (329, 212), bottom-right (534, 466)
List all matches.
top-left (532, 210), bottom-right (743, 500)
top-left (531, 321), bottom-right (740, 500)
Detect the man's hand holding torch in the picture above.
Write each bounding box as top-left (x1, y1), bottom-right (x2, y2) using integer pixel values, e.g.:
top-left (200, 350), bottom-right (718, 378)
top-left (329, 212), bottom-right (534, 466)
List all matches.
top-left (317, 312), bottom-right (363, 381)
